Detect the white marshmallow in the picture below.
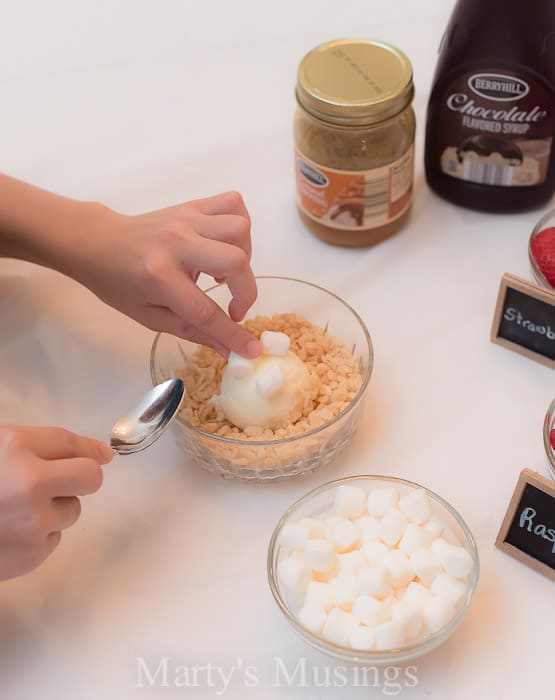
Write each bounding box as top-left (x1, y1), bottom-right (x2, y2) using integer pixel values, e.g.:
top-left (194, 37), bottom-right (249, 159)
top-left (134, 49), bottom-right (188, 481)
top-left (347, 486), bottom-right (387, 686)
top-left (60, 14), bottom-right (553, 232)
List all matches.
top-left (334, 485), bottom-right (367, 519)
top-left (374, 621), bottom-right (406, 651)
top-left (278, 557), bottom-right (311, 594)
top-left (437, 544), bottom-right (474, 580)
top-left (378, 509), bottom-right (407, 547)
top-left (226, 351), bottom-right (254, 378)
top-left (392, 599), bottom-right (422, 640)
top-left (304, 539), bottom-right (336, 573)
top-left (333, 576), bottom-right (358, 609)
top-left (255, 364), bottom-right (284, 399)
top-left (328, 518), bottom-right (360, 552)
top-left (349, 624), bottom-right (376, 651)
top-left (402, 582), bottom-right (433, 609)
top-left (399, 488), bottom-right (432, 524)
top-left (356, 515), bottom-right (380, 542)
top-left (299, 604), bottom-right (327, 634)
top-left (422, 596), bottom-right (456, 634)
top-left (424, 519), bottom-right (444, 539)
top-left (298, 517), bottom-right (327, 539)
top-left (383, 550), bottom-right (415, 588)
top-left (260, 330), bottom-right (290, 356)
top-left (305, 581), bottom-right (335, 612)
top-left (442, 527), bottom-right (462, 546)
top-left (337, 551), bottom-right (365, 577)
top-left (361, 541), bottom-right (389, 566)
top-left (357, 566), bottom-right (392, 598)
top-left (368, 488), bottom-right (399, 517)
top-left (398, 524), bottom-right (432, 554)
top-left (410, 549), bottom-right (442, 586)
top-left (322, 608), bottom-right (357, 646)
top-left (431, 573), bottom-right (467, 607)
top-left (430, 538), bottom-right (451, 557)
top-left (352, 595), bottom-right (384, 627)
top-left (279, 524), bottom-right (309, 549)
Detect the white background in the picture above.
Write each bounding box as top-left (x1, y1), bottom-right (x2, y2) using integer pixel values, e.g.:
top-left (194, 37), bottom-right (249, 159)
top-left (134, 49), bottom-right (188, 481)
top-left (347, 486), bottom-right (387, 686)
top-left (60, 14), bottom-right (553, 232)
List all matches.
top-left (0, 1), bottom-right (553, 697)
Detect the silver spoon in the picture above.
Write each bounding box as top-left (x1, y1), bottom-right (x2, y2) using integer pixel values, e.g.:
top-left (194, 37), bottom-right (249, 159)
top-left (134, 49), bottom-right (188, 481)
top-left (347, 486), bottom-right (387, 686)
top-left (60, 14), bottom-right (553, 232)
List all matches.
top-left (110, 378), bottom-right (185, 455)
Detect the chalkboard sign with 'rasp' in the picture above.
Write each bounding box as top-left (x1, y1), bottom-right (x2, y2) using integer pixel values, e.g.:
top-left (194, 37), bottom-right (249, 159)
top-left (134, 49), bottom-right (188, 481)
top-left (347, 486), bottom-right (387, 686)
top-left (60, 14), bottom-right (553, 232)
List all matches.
top-left (491, 273), bottom-right (555, 368)
top-left (496, 469), bottom-right (555, 581)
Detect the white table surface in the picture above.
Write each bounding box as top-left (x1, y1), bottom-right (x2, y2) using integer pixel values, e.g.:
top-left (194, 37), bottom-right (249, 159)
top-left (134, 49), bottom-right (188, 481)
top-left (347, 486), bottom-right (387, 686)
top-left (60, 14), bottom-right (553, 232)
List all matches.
top-left (0, 1), bottom-right (553, 698)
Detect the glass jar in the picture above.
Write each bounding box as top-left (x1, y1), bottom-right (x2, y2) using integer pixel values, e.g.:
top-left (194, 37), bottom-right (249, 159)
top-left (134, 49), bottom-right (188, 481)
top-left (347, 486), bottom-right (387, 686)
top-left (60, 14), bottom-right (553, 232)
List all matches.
top-left (529, 207), bottom-right (555, 290)
top-left (543, 397), bottom-right (555, 479)
top-left (294, 39), bottom-right (416, 247)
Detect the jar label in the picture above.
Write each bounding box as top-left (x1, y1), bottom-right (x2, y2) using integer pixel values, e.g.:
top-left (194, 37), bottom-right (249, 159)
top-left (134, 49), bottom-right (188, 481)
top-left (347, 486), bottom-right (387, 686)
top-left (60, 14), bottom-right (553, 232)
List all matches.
top-left (435, 70), bottom-right (554, 187)
top-left (295, 146), bottom-right (414, 230)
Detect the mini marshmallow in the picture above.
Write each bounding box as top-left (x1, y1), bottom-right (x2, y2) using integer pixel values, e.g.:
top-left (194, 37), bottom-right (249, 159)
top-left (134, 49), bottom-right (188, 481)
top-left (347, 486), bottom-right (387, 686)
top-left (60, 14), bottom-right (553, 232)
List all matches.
top-left (255, 364), bottom-right (284, 399)
top-left (260, 330), bottom-right (290, 357)
top-left (392, 599), bottom-right (422, 640)
top-left (398, 524), bottom-right (432, 554)
top-left (374, 621), bottom-right (406, 651)
top-left (431, 573), bottom-right (467, 607)
top-left (410, 549), bottom-right (442, 586)
top-left (442, 527), bottom-right (462, 546)
top-left (298, 517), bottom-right (327, 539)
top-left (422, 596), bottom-right (456, 634)
top-left (424, 519), bottom-right (444, 539)
top-left (402, 582), bottom-right (433, 609)
top-left (367, 488), bottom-right (399, 518)
top-left (378, 509), bottom-right (407, 547)
top-left (328, 518), bottom-right (360, 552)
top-left (357, 566), bottom-right (392, 598)
top-left (356, 516), bottom-right (380, 542)
top-left (322, 608), bottom-right (357, 646)
top-left (334, 485), bottom-right (367, 519)
top-left (337, 551), bottom-right (365, 577)
top-left (279, 523), bottom-right (309, 549)
top-left (383, 550), bottom-right (415, 588)
top-left (350, 624), bottom-right (376, 651)
top-left (352, 595), bottom-right (384, 627)
top-left (333, 576), bottom-right (358, 609)
top-left (305, 581), bottom-right (335, 612)
top-left (299, 604), bottom-right (327, 634)
top-left (226, 352), bottom-right (254, 378)
top-left (437, 543), bottom-right (474, 580)
top-left (304, 539), bottom-right (336, 573)
top-left (399, 488), bottom-right (432, 524)
top-left (278, 557), bottom-right (311, 594)
top-left (361, 541), bottom-right (389, 566)
top-left (430, 537), bottom-right (451, 557)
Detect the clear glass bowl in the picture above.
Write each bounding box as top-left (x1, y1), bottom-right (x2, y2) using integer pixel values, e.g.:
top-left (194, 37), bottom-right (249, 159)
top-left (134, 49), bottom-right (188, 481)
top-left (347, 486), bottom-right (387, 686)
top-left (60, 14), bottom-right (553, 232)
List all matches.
top-left (529, 208), bottom-right (555, 290)
top-left (543, 398), bottom-right (555, 479)
top-left (267, 475), bottom-right (480, 664)
top-left (150, 277), bottom-right (373, 482)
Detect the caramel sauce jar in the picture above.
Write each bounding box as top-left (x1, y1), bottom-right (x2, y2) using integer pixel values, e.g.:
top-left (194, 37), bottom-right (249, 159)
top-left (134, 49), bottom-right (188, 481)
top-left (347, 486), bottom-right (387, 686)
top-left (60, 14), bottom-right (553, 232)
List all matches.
top-left (294, 39), bottom-right (415, 247)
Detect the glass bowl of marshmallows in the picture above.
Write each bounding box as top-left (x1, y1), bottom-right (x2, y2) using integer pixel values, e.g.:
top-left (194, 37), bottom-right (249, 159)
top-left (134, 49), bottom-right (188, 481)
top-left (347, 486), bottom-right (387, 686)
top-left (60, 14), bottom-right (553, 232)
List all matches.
top-left (149, 277), bottom-right (373, 482)
top-left (267, 476), bottom-right (479, 664)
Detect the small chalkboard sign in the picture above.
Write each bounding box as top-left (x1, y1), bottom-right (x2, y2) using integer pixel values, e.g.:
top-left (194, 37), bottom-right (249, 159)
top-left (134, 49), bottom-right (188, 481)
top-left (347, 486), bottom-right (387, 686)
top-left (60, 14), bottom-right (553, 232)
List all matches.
top-left (495, 468), bottom-right (555, 581)
top-left (490, 273), bottom-right (555, 368)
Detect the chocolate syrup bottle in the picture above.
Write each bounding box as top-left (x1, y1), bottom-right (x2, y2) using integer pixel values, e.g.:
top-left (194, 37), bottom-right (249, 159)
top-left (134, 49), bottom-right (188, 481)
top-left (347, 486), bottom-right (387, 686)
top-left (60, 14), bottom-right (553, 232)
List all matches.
top-left (425, 0), bottom-right (555, 212)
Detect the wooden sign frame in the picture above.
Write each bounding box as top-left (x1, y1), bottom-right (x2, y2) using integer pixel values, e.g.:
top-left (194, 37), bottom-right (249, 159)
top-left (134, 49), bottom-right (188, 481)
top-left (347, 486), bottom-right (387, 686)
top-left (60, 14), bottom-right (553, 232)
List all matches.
top-left (490, 272), bottom-right (555, 369)
top-left (495, 468), bottom-right (555, 581)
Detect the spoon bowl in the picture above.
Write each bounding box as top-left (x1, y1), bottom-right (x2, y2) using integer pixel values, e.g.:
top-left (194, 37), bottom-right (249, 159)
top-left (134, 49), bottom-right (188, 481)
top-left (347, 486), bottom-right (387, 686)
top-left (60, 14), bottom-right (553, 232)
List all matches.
top-left (110, 378), bottom-right (185, 455)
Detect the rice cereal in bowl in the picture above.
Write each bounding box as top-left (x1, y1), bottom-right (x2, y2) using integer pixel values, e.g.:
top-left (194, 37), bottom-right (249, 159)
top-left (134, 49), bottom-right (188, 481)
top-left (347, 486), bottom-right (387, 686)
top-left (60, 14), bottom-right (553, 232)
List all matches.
top-left (149, 277), bottom-right (373, 482)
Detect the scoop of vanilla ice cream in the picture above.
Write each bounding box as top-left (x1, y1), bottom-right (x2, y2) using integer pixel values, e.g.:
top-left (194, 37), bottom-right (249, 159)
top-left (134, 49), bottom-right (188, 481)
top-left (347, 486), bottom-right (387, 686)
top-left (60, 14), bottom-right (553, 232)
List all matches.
top-left (218, 352), bottom-right (313, 429)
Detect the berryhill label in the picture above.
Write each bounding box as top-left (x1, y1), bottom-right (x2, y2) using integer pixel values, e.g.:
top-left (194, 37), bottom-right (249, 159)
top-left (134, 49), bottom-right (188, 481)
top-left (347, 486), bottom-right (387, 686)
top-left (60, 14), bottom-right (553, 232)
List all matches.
top-left (496, 469), bottom-right (555, 581)
top-left (490, 273), bottom-right (555, 368)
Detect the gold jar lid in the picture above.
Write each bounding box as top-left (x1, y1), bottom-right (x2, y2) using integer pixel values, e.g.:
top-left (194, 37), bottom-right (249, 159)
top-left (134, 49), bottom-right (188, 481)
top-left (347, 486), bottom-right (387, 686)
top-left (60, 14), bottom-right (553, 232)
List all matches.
top-left (296, 38), bottom-right (414, 126)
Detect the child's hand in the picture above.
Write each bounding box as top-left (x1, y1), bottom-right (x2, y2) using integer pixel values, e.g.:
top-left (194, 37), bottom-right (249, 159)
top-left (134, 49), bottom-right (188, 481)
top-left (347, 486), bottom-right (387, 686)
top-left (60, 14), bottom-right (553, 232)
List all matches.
top-left (0, 426), bottom-right (113, 581)
top-left (76, 191), bottom-right (262, 358)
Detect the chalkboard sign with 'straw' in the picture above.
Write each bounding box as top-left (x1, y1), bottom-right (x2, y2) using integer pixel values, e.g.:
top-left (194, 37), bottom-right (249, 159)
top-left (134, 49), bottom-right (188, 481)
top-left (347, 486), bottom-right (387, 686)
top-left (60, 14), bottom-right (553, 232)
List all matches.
top-left (496, 469), bottom-right (555, 581)
top-left (491, 273), bottom-right (555, 368)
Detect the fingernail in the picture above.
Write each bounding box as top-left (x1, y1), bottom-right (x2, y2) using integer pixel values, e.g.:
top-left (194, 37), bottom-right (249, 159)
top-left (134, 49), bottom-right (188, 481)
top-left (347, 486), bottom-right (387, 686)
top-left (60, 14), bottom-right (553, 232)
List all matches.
top-left (246, 339), bottom-right (263, 358)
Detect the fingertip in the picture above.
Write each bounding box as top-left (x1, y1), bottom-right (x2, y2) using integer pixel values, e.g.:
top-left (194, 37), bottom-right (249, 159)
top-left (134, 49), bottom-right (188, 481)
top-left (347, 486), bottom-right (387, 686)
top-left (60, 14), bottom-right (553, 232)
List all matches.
top-left (245, 338), bottom-right (263, 358)
top-left (97, 442), bottom-right (115, 464)
top-left (228, 299), bottom-right (246, 322)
